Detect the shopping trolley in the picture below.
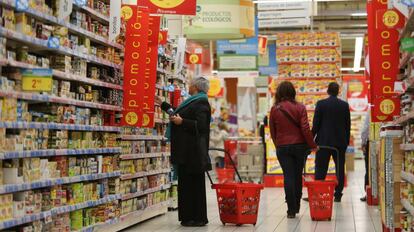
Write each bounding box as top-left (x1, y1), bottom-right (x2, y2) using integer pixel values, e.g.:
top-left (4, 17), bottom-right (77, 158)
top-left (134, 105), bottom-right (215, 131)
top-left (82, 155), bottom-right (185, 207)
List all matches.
top-left (304, 146), bottom-right (339, 221)
top-left (207, 148), bottom-right (264, 226)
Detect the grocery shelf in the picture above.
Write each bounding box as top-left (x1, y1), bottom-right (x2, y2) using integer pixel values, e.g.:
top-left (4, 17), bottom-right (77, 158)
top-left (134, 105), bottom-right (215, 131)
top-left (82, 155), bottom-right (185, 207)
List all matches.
top-left (171, 180), bottom-right (178, 185)
top-left (0, 171), bottom-right (121, 194)
top-left (0, 90), bottom-right (122, 111)
top-left (120, 152), bottom-right (170, 160)
top-left (393, 110), bottom-right (414, 125)
top-left (121, 168), bottom-right (171, 181)
top-left (401, 199), bottom-right (414, 217)
top-left (401, 171), bottom-right (414, 185)
top-left (0, 27), bottom-right (121, 69)
top-left (278, 61), bottom-right (340, 65)
top-left (121, 184), bottom-right (171, 201)
top-left (400, 54), bottom-right (412, 69)
top-left (74, 218), bottom-right (119, 232)
top-left (0, 59), bottom-right (123, 90)
top-left (277, 45), bottom-right (341, 49)
top-left (400, 144), bottom-right (414, 151)
top-left (121, 135), bottom-right (166, 141)
top-left (0, 147), bottom-right (122, 159)
top-left (400, 11), bottom-right (414, 40)
top-left (0, 0), bottom-right (122, 49)
top-left (379, 130), bottom-right (403, 137)
top-left (75, 4), bottom-right (110, 24)
top-left (97, 201), bottom-right (169, 232)
top-left (0, 194), bottom-right (121, 230)
top-left (0, 121), bottom-right (122, 132)
top-left (157, 67), bottom-right (173, 76)
top-left (276, 76), bottom-right (340, 80)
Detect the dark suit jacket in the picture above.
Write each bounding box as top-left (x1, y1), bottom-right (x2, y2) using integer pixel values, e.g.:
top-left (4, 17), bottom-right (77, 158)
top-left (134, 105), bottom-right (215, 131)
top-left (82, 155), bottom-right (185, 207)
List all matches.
top-left (312, 96), bottom-right (351, 149)
top-left (161, 98), bottom-right (212, 173)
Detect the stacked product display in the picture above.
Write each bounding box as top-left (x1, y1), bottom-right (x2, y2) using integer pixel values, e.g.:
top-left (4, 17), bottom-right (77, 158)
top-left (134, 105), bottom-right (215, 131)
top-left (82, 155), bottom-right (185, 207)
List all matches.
top-left (0, 1), bottom-right (187, 231)
top-left (265, 32), bottom-right (342, 186)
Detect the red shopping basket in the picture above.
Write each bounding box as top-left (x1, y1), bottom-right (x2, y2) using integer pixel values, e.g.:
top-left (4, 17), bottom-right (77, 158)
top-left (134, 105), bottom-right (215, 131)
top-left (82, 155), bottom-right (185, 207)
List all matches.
top-left (208, 148), bottom-right (264, 226)
top-left (216, 168), bottom-right (235, 183)
top-left (304, 146), bottom-right (339, 221)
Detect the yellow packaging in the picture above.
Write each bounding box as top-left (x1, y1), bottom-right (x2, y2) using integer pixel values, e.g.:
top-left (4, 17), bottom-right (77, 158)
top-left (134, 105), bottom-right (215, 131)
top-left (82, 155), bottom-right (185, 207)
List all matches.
top-left (289, 32), bottom-right (304, 46)
top-left (15, 13), bottom-right (32, 36)
top-left (276, 33), bottom-right (290, 47)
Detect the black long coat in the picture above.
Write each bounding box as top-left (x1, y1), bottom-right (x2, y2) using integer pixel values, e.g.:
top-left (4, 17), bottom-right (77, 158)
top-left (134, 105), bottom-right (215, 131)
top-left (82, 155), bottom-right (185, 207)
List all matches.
top-left (162, 98), bottom-right (212, 173)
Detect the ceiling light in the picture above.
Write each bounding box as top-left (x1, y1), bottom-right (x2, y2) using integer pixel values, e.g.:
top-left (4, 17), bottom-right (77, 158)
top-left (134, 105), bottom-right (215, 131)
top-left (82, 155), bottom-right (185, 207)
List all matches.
top-left (351, 12), bottom-right (368, 16)
top-left (353, 37), bottom-right (364, 73)
top-left (341, 67), bottom-right (365, 71)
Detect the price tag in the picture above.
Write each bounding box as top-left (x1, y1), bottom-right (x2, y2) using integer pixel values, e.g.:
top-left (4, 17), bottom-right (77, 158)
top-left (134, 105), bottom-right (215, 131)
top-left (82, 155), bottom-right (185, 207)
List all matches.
top-left (47, 37), bottom-right (60, 49)
top-left (74, 0), bottom-right (86, 6)
top-left (15, 0), bottom-right (29, 11)
top-left (21, 69), bottom-right (53, 92)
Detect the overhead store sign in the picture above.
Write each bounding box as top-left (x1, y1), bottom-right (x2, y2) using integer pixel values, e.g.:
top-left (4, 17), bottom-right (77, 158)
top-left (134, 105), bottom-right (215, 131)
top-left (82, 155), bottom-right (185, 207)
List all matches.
top-left (122, 6), bottom-right (150, 127)
top-left (184, 0), bottom-right (255, 40)
top-left (138, 0), bottom-right (196, 15)
top-left (257, 1), bottom-right (311, 28)
top-left (367, 0), bottom-right (404, 122)
top-left (218, 55), bottom-right (257, 70)
top-left (216, 38), bottom-right (258, 55)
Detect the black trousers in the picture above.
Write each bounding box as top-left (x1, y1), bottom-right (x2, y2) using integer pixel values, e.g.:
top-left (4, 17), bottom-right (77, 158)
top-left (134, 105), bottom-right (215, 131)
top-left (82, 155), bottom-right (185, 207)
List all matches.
top-left (177, 165), bottom-right (208, 223)
top-left (276, 144), bottom-right (308, 214)
top-left (315, 147), bottom-right (346, 198)
top-left (364, 142), bottom-right (370, 190)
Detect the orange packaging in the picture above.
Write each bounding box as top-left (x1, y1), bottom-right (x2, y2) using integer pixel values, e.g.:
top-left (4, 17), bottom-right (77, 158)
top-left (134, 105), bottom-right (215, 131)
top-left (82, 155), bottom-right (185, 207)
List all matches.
top-left (290, 64), bottom-right (304, 77)
top-left (278, 65), bottom-right (290, 77)
top-left (276, 49), bottom-right (290, 62)
top-left (319, 32), bottom-right (340, 46)
top-left (307, 64), bottom-right (320, 77)
top-left (276, 33), bottom-right (290, 47)
top-left (307, 33), bottom-right (319, 46)
top-left (319, 64), bottom-right (339, 77)
top-left (289, 49), bottom-right (302, 62)
top-left (306, 49), bottom-right (319, 62)
top-left (289, 32), bottom-right (304, 46)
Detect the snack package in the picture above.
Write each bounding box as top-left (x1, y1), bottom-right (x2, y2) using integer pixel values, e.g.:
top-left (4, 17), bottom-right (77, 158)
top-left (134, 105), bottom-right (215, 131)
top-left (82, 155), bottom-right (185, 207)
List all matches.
top-left (289, 49), bottom-right (302, 62)
top-left (290, 64), bottom-right (304, 77)
top-left (276, 49), bottom-right (290, 62)
top-left (319, 49), bottom-right (339, 62)
top-left (319, 32), bottom-right (340, 46)
top-left (278, 65), bottom-right (290, 78)
top-left (276, 33), bottom-right (290, 47)
top-left (307, 33), bottom-right (319, 46)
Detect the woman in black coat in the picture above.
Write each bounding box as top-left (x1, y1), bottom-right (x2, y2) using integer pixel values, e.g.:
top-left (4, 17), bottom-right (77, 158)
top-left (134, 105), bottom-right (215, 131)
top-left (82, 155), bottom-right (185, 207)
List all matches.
top-left (156, 77), bottom-right (212, 227)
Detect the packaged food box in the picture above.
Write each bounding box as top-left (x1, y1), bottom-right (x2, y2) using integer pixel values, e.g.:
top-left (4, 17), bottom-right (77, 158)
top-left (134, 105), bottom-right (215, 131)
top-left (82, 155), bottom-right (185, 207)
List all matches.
top-left (276, 33), bottom-right (290, 47)
top-left (289, 32), bottom-right (304, 46)
top-left (276, 49), bottom-right (290, 62)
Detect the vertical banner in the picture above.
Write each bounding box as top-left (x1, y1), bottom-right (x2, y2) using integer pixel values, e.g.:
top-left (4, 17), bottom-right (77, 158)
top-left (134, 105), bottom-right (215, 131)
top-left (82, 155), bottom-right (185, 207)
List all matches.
top-left (109, 0), bottom-right (122, 42)
top-left (140, 16), bottom-right (161, 128)
top-left (57, 0), bottom-right (73, 20)
top-left (159, 30), bottom-right (168, 45)
top-left (122, 6), bottom-right (150, 127)
top-left (258, 36), bottom-right (268, 55)
top-left (175, 37), bottom-right (187, 75)
top-left (367, 0), bottom-right (404, 122)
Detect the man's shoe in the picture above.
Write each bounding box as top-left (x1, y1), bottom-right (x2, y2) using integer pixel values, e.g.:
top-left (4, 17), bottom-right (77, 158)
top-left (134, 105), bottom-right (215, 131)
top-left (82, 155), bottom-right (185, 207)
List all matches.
top-left (360, 196), bottom-right (367, 202)
top-left (181, 221), bottom-right (194, 227)
top-left (192, 221), bottom-right (208, 227)
top-left (334, 197), bottom-right (342, 202)
top-left (302, 197), bottom-right (309, 202)
top-left (287, 213), bottom-right (296, 219)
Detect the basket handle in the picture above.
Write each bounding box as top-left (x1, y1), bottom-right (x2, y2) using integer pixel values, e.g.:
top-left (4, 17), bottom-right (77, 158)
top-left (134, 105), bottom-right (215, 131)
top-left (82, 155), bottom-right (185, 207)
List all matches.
top-left (206, 147), bottom-right (243, 185)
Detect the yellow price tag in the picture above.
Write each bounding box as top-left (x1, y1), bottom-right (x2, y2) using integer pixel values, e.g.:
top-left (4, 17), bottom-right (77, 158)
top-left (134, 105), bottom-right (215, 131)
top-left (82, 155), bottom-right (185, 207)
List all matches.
top-left (125, 112), bottom-right (138, 126)
top-left (383, 10), bottom-right (399, 28)
top-left (21, 69), bottom-right (53, 92)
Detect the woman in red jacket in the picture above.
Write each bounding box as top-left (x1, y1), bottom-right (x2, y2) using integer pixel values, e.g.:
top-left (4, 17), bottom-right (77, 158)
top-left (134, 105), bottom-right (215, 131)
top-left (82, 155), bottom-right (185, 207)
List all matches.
top-left (269, 81), bottom-right (318, 218)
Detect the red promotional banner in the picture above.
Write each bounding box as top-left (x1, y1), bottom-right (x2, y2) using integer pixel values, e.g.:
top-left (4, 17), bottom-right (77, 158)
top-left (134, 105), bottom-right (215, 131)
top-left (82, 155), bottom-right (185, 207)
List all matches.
top-left (186, 53), bottom-right (202, 64)
top-left (343, 76), bottom-right (369, 112)
top-left (159, 30), bottom-right (168, 45)
top-left (139, 16), bottom-right (161, 128)
top-left (367, 0), bottom-right (402, 122)
top-left (258, 36), bottom-right (268, 55)
top-left (121, 6), bottom-right (150, 127)
top-left (138, 0), bottom-right (196, 15)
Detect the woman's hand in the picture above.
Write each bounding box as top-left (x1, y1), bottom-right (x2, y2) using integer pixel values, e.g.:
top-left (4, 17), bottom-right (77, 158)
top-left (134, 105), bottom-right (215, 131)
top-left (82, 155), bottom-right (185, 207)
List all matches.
top-left (170, 114), bottom-right (183, 125)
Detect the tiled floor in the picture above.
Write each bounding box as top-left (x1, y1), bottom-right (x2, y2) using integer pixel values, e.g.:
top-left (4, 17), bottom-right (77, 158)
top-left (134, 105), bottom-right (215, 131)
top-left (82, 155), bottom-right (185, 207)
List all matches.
top-left (124, 160), bottom-right (382, 232)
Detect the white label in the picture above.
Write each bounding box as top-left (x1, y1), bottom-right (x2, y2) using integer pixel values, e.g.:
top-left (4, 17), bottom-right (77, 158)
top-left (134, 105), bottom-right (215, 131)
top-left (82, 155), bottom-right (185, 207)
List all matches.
top-left (258, 1), bottom-right (311, 11)
top-left (258, 17), bottom-right (311, 28)
top-left (57, 0), bottom-right (73, 20)
top-left (392, 0), bottom-right (409, 18)
top-left (175, 37), bottom-right (187, 75)
top-left (109, 0), bottom-right (122, 42)
top-left (219, 56), bottom-right (257, 70)
top-left (258, 9), bottom-right (310, 19)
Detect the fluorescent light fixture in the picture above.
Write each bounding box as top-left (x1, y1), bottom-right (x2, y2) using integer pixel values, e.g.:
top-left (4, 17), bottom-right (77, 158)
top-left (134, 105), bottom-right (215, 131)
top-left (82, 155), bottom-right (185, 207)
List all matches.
top-left (351, 12), bottom-right (368, 16)
top-left (353, 37), bottom-right (364, 73)
top-left (341, 67), bottom-right (365, 71)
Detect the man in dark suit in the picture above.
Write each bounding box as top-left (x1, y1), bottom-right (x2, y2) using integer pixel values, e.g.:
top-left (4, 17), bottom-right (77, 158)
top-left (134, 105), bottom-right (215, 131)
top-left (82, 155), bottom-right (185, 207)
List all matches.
top-left (312, 82), bottom-right (351, 202)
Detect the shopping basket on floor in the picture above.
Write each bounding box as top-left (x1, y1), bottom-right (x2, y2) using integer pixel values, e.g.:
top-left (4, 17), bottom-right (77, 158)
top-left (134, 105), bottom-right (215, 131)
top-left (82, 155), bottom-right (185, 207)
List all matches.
top-left (207, 148), bottom-right (264, 226)
top-left (304, 146), bottom-right (339, 221)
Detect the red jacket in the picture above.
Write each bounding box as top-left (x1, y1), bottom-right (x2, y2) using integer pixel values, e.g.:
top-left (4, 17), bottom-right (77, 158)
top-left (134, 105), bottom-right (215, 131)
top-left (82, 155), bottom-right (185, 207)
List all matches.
top-left (269, 101), bottom-right (317, 149)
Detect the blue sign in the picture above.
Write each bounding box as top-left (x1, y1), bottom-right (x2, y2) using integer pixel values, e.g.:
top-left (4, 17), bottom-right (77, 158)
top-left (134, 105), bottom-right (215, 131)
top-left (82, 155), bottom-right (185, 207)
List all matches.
top-left (47, 37), bottom-right (60, 49)
top-left (216, 37), bottom-right (258, 55)
top-left (259, 43), bottom-right (278, 76)
top-left (15, 0), bottom-right (29, 11)
top-left (402, 0), bottom-right (414, 6)
top-left (74, 0), bottom-right (87, 6)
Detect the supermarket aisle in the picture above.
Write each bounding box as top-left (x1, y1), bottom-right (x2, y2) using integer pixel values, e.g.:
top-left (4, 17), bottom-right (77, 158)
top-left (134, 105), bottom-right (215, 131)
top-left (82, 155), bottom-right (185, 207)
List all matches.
top-left (124, 160), bottom-right (381, 232)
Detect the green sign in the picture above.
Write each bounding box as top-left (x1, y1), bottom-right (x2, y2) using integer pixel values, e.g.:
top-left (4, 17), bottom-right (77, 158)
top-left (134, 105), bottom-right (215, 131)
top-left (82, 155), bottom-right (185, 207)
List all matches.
top-left (401, 37), bottom-right (414, 52)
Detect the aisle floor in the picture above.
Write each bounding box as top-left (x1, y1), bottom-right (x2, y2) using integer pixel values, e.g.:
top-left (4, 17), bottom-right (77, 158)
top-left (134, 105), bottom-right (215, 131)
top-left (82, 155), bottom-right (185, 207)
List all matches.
top-left (124, 160), bottom-right (381, 232)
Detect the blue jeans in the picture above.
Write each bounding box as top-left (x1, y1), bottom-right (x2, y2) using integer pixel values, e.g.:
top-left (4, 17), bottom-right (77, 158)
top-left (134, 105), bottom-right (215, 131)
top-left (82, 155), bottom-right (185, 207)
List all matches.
top-left (277, 144), bottom-right (308, 214)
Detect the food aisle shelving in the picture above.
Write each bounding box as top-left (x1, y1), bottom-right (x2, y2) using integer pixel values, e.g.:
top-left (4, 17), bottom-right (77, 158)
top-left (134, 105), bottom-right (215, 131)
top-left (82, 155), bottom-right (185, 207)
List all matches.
top-left (0, 0), bottom-right (187, 231)
top-left (265, 32), bottom-right (342, 185)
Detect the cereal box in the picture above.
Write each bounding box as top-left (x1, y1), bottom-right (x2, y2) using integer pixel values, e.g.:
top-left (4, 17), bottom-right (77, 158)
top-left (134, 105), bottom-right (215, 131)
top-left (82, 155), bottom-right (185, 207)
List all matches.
top-left (276, 33), bottom-right (290, 47)
top-left (276, 49), bottom-right (290, 62)
top-left (289, 32), bottom-right (304, 46)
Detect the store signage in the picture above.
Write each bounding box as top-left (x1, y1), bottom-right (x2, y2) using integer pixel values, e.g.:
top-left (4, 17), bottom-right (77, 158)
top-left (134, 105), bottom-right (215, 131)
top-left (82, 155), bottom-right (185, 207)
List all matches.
top-left (21, 69), bottom-right (53, 92)
top-left (392, 0), bottom-right (409, 18)
top-left (159, 30), bottom-right (168, 45)
top-left (218, 55), bottom-right (257, 70)
top-left (258, 36), bottom-right (268, 55)
top-left (367, 0), bottom-right (403, 122)
top-left (257, 1), bottom-right (311, 11)
top-left (186, 53), bottom-right (202, 64)
top-left (139, 16), bottom-right (161, 128)
top-left (109, 0), bottom-right (122, 42)
top-left (258, 17), bottom-right (311, 28)
top-left (15, 0), bottom-right (29, 11)
top-left (57, 0), bottom-right (73, 20)
top-left (401, 38), bottom-right (414, 52)
top-left (184, 0), bottom-right (255, 40)
top-left (258, 9), bottom-right (311, 19)
top-left (122, 6), bottom-right (150, 127)
top-left (259, 43), bottom-right (278, 76)
top-left (343, 76), bottom-right (369, 112)
top-left (174, 37), bottom-right (187, 75)
top-left (137, 0), bottom-right (196, 15)
top-left (207, 77), bottom-right (224, 97)
top-left (216, 38), bottom-right (258, 56)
